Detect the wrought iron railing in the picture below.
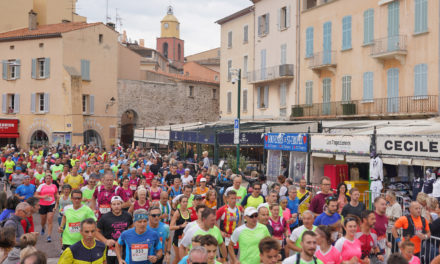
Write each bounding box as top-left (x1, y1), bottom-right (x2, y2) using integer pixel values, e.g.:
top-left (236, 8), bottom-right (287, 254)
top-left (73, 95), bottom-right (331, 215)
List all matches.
top-left (247, 64), bottom-right (294, 83)
top-left (308, 51), bottom-right (337, 69)
top-left (370, 35), bottom-right (407, 56)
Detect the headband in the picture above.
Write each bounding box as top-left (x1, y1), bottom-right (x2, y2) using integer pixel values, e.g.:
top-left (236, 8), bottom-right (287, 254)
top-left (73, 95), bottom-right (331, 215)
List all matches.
top-left (134, 214), bottom-right (148, 222)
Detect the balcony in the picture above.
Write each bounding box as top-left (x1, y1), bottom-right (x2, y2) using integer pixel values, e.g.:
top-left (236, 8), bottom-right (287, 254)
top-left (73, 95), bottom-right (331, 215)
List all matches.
top-left (248, 64), bottom-right (294, 84)
top-left (291, 95), bottom-right (438, 119)
top-left (308, 51), bottom-right (337, 74)
top-left (370, 35), bottom-right (407, 64)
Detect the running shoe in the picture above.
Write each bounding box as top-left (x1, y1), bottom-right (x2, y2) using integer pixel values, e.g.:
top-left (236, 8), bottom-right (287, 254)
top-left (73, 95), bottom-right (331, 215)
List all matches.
top-left (41, 228), bottom-right (45, 235)
top-left (47, 236), bottom-right (51, 243)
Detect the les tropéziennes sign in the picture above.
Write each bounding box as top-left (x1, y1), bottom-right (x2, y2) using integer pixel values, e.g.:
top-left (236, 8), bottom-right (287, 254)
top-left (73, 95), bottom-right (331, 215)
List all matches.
top-left (377, 135), bottom-right (440, 158)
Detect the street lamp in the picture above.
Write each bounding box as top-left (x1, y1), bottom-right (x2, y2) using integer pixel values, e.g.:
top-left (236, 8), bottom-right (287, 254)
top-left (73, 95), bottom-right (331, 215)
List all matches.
top-left (230, 68), bottom-right (242, 173)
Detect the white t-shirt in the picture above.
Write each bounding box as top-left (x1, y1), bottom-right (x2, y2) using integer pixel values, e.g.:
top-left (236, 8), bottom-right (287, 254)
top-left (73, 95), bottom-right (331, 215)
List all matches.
top-left (181, 175), bottom-right (194, 186)
top-left (289, 225), bottom-right (316, 243)
top-left (282, 254), bottom-right (322, 264)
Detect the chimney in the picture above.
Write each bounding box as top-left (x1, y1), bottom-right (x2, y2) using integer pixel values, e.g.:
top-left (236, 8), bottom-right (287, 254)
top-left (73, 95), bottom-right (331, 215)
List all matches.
top-left (139, 39), bottom-right (145, 47)
top-left (122, 30), bottom-right (127, 43)
top-left (28, 10), bottom-right (37, 30)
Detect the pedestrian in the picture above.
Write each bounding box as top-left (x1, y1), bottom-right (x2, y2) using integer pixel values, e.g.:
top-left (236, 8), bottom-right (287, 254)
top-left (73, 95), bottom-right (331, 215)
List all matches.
top-left (257, 206), bottom-right (273, 235)
top-left (14, 175), bottom-right (36, 202)
top-left (374, 196), bottom-right (389, 255)
top-left (259, 237), bottom-right (281, 264)
top-left (355, 210), bottom-right (383, 262)
top-left (229, 207), bottom-right (271, 264)
top-left (286, 186), bottom-right (299, 230)
top-left (334, 183), bottom-right (350, 214)
top-left (147, 206), bottom-right (171, 264)
top-left (282, 231), bottom-right (323, 264)
top-left (91, 171), bottom-right (127, 219)
top-left (224, 175), bottom-right (247, 206)
top-left (202, 151), bottom-right (210, 169)
top-left (158, 191), bottom-right (172, 224)
top-left (170, 195), bottom-right (190, 264)
top-left (205, 189), bottom-right (217, 209)
top-left (310, 176), bottom-right (333, 216)
top-left (59, 218), bottom-right (106, 264)
top-left (9, 167), bottom-right (26, 194)
top-left (128, 187), bottom-right (150, 214)
top-left (58, 184), bottom-right (72, 226)
top-left (341, 188), bottom-right (366, 218)
top-left (34, 174), bottom-right (58, 242)
top-left (63, 167), bottom-right (84, 190)
top-left (116, 209), bottom-right (163, 264)
top-left (268, 203), bottom-right (288, 247)
top-left (96, 196), bottom-right (133, 264)
top-left (297, 179), bottom-right (311, 217)
top-left (80, 175), bottom-right (97, 207)
top-left (59, 189), bottom-right (96, 249)
top-left (314, 196), bottom-right (342, 230)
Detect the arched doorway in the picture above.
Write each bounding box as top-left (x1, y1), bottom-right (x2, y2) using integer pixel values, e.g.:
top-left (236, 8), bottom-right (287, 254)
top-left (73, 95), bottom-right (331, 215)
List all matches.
top-left (120, 109), bottom-right (138, 147)
top-left (84, 130), bottom-right (102, 147)
top-left (30, 130), bottom-right (49, 146)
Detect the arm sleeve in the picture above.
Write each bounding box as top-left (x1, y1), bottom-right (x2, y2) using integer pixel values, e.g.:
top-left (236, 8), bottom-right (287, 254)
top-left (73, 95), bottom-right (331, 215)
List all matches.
top-left (241, 194), bottom-right (249, 207)
top-left (394, 217), bottom-right (405, 229)
top-left (334, 238), bottom-right (344, 252)
top-left (58, 248), bottom-right (74, 264)
top-left (231, 227), bottom-right (241, 244)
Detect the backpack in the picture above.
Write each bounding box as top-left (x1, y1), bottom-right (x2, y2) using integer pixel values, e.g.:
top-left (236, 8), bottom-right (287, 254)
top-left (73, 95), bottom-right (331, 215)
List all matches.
top-left (295, 253), bottom-right (317, 264)
top-left (402, 215), bottom-right (427, 239)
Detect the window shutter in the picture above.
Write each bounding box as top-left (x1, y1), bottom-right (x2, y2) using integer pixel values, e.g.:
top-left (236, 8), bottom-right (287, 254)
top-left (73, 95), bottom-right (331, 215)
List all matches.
top-left (342, 16), bottom-right (352, 50)
top-left (86, 60), bottom-right (90, 80)
top-left (286, 5), bottom-right (291, 28)
top-left (244, 25), bottom-right (248, 42)
top-left (264, 86), bottom-right (269, 108)
top-left (257, 87), bottom-right (261, 108)
top-left (258, 16), bottom-right (262, 36)
top-left (2, 94), bottom-right (6, 113)
top-left (421, 0), bottom-right (428, 32)
top-left (31, 93), bottom-right (36, 113)
top-left (2, 61), bottom-right (7, 80)
top-left (90, 95), bottom-right (95, 114)
top-left (44, 58), bottom-right (50, 78)
top-left (31, 59), bottom-right (36, 79)
top-left (243, 90), bottom-right (248, 112)
top-left (277, 8), bottom-right (281, 31)
top-left (44, 93), bottom-right (49, 112)
top-left (16, 59), bottom-right (21, 79)
top-left (13, 94), bottom-right (19, 113)
top-left (228, 31), bottom-right (232, 47)
top-left (265, 13), bottom-right (270, 34)
top-left (306, 27), bottom-right (314, 57)
top-left (281, 44), bottom-right (287, 65)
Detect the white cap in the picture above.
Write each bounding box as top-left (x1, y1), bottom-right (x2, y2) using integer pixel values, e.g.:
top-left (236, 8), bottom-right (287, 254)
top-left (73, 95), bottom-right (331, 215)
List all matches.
top-left (111, 196), bottom-right (124, 203)
top-left (200, 178), bottom-right (207, 182)
top-left (244, 207), bottom-right (258, 217)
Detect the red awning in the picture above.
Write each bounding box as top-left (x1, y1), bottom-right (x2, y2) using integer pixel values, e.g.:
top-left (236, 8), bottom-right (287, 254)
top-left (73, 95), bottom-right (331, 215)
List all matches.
top-left (0, 133), bottom-right (19, 138)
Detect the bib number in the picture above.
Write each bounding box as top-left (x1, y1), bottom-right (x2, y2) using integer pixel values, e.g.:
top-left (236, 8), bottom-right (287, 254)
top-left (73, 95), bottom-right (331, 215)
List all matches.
top-left (99, 204), bottom-right (111, 214)
top-left (130, 185), bottom-right (137, 191)
top-left (108, 247), bottom-right (117, 257)
top-left (131, 244), bottom-right (148, 261)
top-left (68, 222), bottom-right (80, 233)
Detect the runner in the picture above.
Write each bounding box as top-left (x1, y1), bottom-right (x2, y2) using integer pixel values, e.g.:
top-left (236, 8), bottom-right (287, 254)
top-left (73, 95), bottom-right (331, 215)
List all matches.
top-left (170, 195), bottom-right (191, 264)
top-left (287, 210), bottom-right (316, 253)
top-left (282, 231), bottom-right (324, 264)
top-left (63, 167), bottom-right (84, 190)
top-left (241, 182), bottom-right (265, 209)
top-left (116, 209), bottom-right (163, 264)
top-left (315, 225), bottom-right (341, 264)
top-left (128, 187), bottom-right (150, 214)
top-left (14, 175), bottom-right (36, 202)
top-left (91, 171), bottom-right (127, 219)
top-left (96, 196), bottom-right (133, 264)
top-left (147, 206), bottom-right (171, 264)
top-left (59, 190), bottom-right (96, 249)
top-left (149, 177), bottom-right (162, 204)
top-left (259, 237), bottom-right (281, 264)
top-left (80, 175), bottom-right (97, 207)
top-left (224, 175), bottom-right (247, 206)
top-left (297, 179), bottom-right (311, 217)
top-left (34, 173), bottom-right (59, 243)
top-left (9, 167), bottom-right (25, 194)
top-left (268, 203), bottom-right (288, 247)
top-left (58, 184), bottom-right (72, 226)
top-left (195, 178), bottom-right (209, 198)
top-left (335, 217), bottom-right (363, 263)
top-left (159, 191), bottom-right (172, 224)
top-left (355, 210), bottom-right (382, 262)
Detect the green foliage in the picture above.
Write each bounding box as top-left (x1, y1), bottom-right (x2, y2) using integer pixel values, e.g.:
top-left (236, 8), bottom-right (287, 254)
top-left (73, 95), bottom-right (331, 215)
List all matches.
top-left (226, 154), bottom-right (248, 173)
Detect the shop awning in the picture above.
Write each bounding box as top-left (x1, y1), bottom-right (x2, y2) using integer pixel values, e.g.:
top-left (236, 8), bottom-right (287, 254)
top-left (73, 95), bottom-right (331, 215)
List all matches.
top-left (312, 153), bottom-right (334, 158)
top-left (382, 157), bottom-right (399, 165)
top-left (421, 160), bottom-right (440, 167)
top-left (345, 155), bottom-right (370, 163)
top-left (0, 133), bottom-right (19, 138)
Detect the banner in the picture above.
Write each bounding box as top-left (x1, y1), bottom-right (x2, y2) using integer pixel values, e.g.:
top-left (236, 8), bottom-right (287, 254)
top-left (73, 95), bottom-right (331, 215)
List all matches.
top-left (264, 133), bottom-right (308, 152)
top-left (311, 134), bottom-right (371, 155)
top-left (377, 135), bottom-right (440, 158)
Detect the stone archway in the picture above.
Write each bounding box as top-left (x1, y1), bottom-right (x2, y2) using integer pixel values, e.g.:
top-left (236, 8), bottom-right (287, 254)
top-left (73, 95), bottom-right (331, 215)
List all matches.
top-left (30, 130), bottom-right (49, 147)
top-left (120, 109), bottom-right (138, 146)
top-left (84, 130), bottom-right (102, 147)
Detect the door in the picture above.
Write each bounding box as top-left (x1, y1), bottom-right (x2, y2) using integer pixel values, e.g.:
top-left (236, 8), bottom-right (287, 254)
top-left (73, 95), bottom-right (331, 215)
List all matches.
top-left (387, 68), bottom-right (399, 113)
top-left (322, 78), bottom-right (331, 115)
top-left (388, 1), bottom-right (399, 51)
top-left (323, 22), bottom-right (332, 64)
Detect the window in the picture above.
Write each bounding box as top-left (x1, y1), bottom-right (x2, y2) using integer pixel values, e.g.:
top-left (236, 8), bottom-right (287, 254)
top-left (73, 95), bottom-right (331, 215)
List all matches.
top-left (163, 42), bottom-right (169, 58)
top-left (228, 31), bottom-right (232, 48)
top-left (305, 27), bottom-right (314, 58)
top-left (81, 59), bottom-right (90, 81)
top-left (306, 81), bottom-right (313, 105)
top-left (81, 94), bottom-right (94, 115)
top-left (243, 25), bottom-right (248, 43)
top-left (31, 93), bottom-right (49, 113)
top-left (415, 0), bottom-right (428, 33)
top-left (414, 64), bottom-right (428, 97)
top-left (189, 86), bottom-right (194, 97)
top-left (280, 83), bottom-right (287, 116)
top-left (243, 56), bottom-right (248, 78)
top-left (342, 76), bottom-right (352, 102)
top-left (342, 16), bottom-right (352, 50)
top-left (31, 58), bottom-right (50, 79)
top-left (227, 91), bottom-right (232, 113)
top-left (2, 94), bottom-right (19, 114)
top-left (258, 13), bottom-right (270, 36)
top-left (2, 60), bottom-right (20, 80)
top-left (82, 95), bottom-right (88, 113)
top-left (363, 9), bottom-right (374, 44)
top-left (257, 86), bottom-right (269, 108)
top-left (281, 44), bottom-right (287, 65)
top-left (212, 89), bottom-right (217, 99)
top-left (278, 6), bottom-right (290, 30)
top-left (243, 89), bottom-right (248, 112)
top-left (363, 72), bottom-right (374, 101)
top-left (99, 34), bottom-right (103, 43)
top-left (227, 60), bottom-right (232, 81)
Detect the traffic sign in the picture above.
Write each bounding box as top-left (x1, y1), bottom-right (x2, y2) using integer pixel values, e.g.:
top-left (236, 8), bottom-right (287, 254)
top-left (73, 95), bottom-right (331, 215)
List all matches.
top-left (234, 119), bottom-right (239, 144)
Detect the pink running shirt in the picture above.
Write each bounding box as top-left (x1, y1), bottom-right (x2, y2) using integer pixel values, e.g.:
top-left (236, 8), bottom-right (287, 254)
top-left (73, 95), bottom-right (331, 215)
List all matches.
top-left (409, 256), bottom-right (421, 264)
top-left (36, 183), bottom-right (58, 206)
top-left (315, 246), bottom-right (341, 264)
top-left (334, 237), bottom-right (362, 262)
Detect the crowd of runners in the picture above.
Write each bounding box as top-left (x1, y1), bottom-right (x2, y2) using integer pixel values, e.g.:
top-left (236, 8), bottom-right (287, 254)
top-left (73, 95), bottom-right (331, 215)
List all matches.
top-left (0, 144), bottom-right (440, 264)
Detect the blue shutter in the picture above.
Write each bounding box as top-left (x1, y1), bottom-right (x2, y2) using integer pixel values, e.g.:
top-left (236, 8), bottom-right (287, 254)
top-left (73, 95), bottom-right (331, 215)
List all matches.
top-left (281, 44), bottom-right (287, 65)
top-left (415, 0), bottom-right (428, 33)
top-left (264, 86), bottom-right (269, 108)
top-left (265, 13), bottom-right (270, 34)
top-left (388, 1), bottom-right (400, 51)
top-left (44, 58), bottom-right (50, 78)
top-left (14, 94), bottom-right (19, 113)
top-left (363, 72), bottom-right (374, 101)
top-left (44, 93), bottom-right (49, 112)
top-left (15, 59), bottom-right (20, 79)
top-left (31, 59), bottom-right (36, 79)
top-left (322, 78), bottom-right (331, 115)
top-left (81, 59), bottom-right (90, 81)
top-left (30, 93), bottom-right (36, 113)
top-left (2, 61), bottom-right (8, 80)
top-left (323, 22), bottom-right (332, 64)
top-left (342, 16), bottom-right (352, 50)
top-left (2, 94), bottom-right (6, 113)
top-left (363, 9), bottom-right (374, 45)
top-left (414, 64), bottom-right (428, 97)
top-left (306, 27), bottom-right (314, 58)
top-left (258, 16), bottom-right (262, 36)
top-left (90, 95), bottom-right (95, 114)
top-left (257, 87), bottom-right (261, 108)
top-left (387, 68), bottom-right (400, 113)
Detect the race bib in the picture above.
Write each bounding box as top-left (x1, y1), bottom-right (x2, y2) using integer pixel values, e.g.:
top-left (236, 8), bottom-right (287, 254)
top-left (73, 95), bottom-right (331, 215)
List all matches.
top-left (68, 222), bottom-right (80, 233)
top-left (108, 247), bottom-right (117, 257)
top-left (99, 204), bottom-right (111, 214)
top-left (131, 244), bottom-right (148, 262)
top-left (44, 196), bottom-right (52, 201)
top-left (130, 185), bottom-right (137, 191)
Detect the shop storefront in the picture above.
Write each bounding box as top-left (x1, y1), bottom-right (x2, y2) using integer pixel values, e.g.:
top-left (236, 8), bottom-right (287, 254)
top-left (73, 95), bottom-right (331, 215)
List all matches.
top-left (0, 119), bottom-right (19, 147)
top-left (310, 134), bottom-right (371, 191)
top-left (264, 133), bottom-right (308, 182)
top-left (52, 132), bottom-right (72, 146)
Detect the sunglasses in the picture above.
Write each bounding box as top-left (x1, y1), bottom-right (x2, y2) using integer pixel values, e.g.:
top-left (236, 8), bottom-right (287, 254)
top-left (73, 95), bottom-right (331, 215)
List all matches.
top-left (253, 188), bottom-right (261, 190)
top-left (248, 213), bottom-right (258, 219)
top-left (150, 214), bottom-right (161, 218)
top-left (326, 196), bottom-right (336, 202)
top-left (72, 197), bottom-right (82, 200)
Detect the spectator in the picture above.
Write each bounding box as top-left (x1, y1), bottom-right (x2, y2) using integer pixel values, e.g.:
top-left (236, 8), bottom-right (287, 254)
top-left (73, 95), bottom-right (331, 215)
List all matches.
top-left (0, 196), bottom-right (20, 221)
top-left (202, 151), bottom-right (210, 169)
top-left (334, 182), bottom-right (350, 214)
top-left (3, 233), bottom-right (38, 264)
top-left (4, 202), bottom-right (32, 242)
top-left (21, 250), bottom-right (47, 264)
top-left (310, 177), bottom-right (333, 216)
top-left (22, 197), bottom-right (40, 233)
top-left (0, 227), bottom-right (16, 263)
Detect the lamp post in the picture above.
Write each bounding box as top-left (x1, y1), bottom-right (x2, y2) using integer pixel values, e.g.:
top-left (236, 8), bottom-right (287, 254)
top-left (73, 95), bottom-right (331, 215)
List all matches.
top-left (231, 69), bottom-right (242, 173)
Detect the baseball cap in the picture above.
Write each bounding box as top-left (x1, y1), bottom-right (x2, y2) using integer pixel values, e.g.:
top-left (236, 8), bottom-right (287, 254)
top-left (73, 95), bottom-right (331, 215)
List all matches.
top-left (244, 207), bottom-right (258, 217)
top-left (200, 178), bottom-right (207, 182)
top-left (111, 196), bottom-right (124, 203)
top-left (24, 175), bottom-right (30, 179)
top-left (194, 194), bottom-right (204, 200)
top-left (185, 168), bottom-right (190, 172)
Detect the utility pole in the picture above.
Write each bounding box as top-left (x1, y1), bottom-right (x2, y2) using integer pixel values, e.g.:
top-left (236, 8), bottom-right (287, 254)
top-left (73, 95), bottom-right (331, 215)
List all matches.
top-left (235, 69), bottom-right (242, 173)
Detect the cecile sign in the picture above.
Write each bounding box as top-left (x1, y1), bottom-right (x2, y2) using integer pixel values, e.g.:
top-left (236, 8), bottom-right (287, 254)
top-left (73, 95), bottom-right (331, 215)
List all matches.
top-left (377, 135), bottom-right (440, 158)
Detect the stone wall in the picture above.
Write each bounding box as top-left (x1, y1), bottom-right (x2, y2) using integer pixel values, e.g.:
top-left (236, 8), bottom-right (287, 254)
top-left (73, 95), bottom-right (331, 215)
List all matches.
top-left (117, 79), bottom-right (219, 135)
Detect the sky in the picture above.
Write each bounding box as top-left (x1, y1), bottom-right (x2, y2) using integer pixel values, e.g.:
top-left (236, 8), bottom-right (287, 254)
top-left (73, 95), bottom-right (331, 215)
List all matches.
top-left (76, 0), bottom-right (251, 56)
